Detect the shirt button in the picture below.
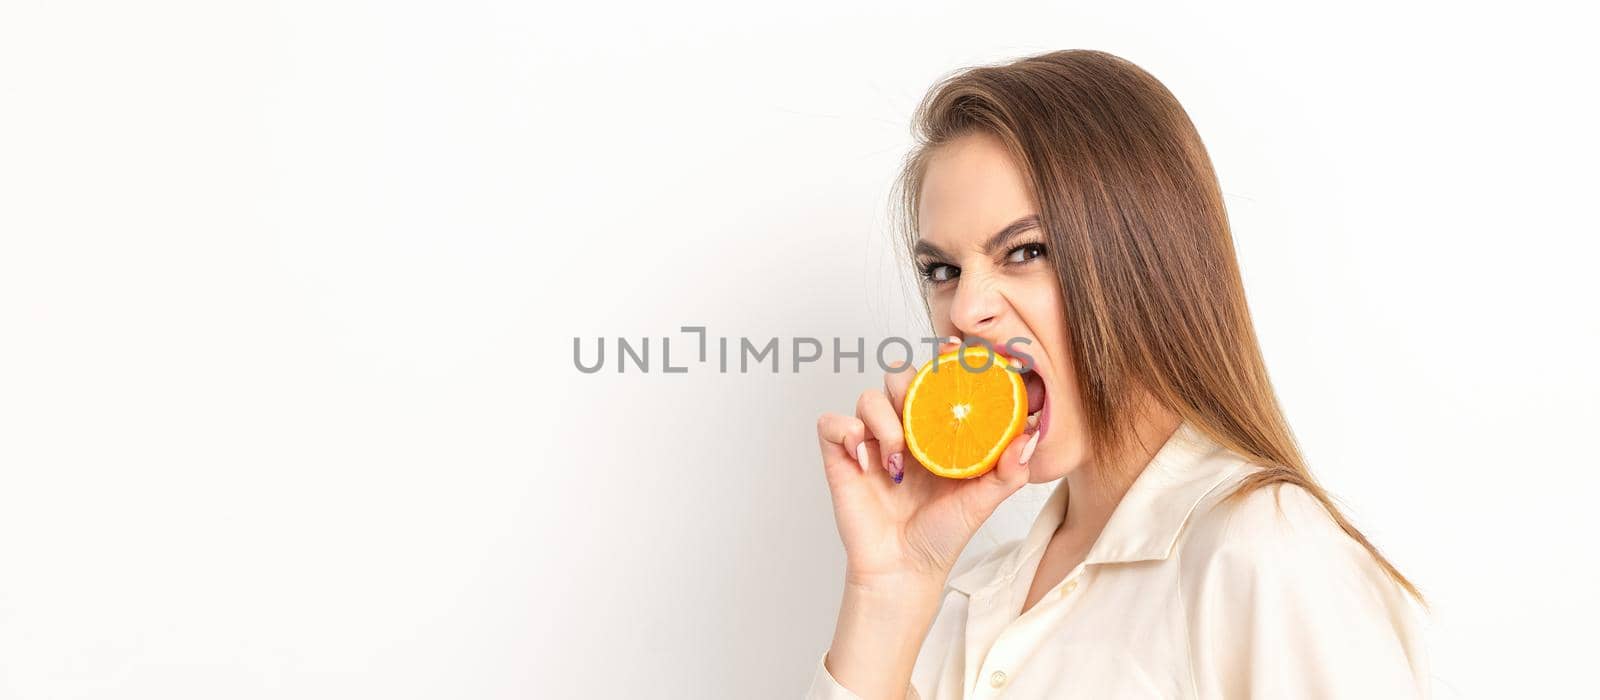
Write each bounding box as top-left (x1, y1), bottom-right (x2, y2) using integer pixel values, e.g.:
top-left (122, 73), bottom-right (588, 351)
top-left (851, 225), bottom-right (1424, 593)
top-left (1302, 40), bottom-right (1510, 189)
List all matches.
top-left (989, 670), bottom-right (1008, 688)
top-left (1063, 579), bottom-right (1078, 594)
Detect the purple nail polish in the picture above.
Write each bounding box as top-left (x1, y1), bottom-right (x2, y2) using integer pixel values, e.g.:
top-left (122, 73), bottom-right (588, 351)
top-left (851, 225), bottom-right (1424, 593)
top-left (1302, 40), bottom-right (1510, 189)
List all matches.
top-left (888, 452), bottom-right (904, 484)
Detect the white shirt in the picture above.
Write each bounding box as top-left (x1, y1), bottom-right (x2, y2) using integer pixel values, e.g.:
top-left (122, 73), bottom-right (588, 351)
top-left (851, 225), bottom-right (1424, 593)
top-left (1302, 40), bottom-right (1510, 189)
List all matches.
top-left (806, 420), bottom-right (1430, 699)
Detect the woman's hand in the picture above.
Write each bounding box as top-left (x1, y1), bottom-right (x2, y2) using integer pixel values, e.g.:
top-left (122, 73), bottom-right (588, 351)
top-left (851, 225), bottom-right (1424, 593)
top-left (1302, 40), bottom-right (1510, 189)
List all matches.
top-left (814, 341), bottom-right (1039, 590)
top-left (814, 340), bottom-right (1040, 699)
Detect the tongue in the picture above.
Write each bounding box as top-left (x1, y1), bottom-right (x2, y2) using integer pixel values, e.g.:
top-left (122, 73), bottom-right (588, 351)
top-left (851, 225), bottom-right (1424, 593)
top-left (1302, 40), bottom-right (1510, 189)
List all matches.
top-left (1023, 371), bottom-right (1046, 414)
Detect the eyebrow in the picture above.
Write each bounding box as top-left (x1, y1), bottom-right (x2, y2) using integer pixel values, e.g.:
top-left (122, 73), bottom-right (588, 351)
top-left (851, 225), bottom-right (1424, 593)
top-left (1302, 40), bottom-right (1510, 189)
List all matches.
top-left (913, 214), bottom-right (1042, 260)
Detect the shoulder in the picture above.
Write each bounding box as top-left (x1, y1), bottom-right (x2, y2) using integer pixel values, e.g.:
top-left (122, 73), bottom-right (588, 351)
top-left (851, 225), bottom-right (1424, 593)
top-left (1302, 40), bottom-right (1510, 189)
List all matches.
top-left (1179, 465), bottom-right (1362, 568)
top-left (1173, 464), bottom-right (1423, 615)
top-left (1173, 466), bottom-right (1432, 696)
top-left (1174, 463), bottom-right (1427, 631)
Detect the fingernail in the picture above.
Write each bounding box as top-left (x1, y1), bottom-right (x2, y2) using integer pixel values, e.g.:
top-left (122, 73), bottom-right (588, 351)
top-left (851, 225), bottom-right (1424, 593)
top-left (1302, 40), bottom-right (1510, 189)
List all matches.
top-left (1019, 432), bottom-right (1041, 465)
top-left (855, 442), bottom-right (869, 472)
top-left (888, 452), bottom-right (904, 484)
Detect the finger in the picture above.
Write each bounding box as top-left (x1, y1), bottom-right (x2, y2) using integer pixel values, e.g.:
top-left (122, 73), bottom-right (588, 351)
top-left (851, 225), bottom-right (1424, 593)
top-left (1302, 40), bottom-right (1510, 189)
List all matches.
top-left (882, 337), bottom-right (963, 485)
top-left (814, 414), bottom-right (885, 516)
top-left (816, 412), bottom-right (870, 474)
top-left (986, 428), bottom-right (1040, 489)
top-left (883, 360), bottom-right (915, 415)
top-left (955, 428), bottom-right (1039, 527)
top-left (855, 389), bottom-right (905, 482)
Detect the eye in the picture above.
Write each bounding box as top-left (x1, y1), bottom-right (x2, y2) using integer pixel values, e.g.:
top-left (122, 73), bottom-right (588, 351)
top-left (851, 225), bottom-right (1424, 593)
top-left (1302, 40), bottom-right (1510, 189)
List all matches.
top-left (1006, 242), bottom-right (1047, 265)
top-left (919, 261), bottom-right (959, 284)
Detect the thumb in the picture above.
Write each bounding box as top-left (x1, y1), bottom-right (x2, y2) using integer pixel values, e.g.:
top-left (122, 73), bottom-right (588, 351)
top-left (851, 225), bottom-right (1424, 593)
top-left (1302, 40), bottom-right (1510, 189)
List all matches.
top-left (957, 428), bottom-right (1040, 527)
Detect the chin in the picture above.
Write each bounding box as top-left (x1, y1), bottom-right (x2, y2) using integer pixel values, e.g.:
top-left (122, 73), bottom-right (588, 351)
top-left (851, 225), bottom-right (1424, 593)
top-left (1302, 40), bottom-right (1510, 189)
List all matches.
top-left (1025, 448), bottom-right (1080, 483)
top-left (1019, 428), bottom-right (1078, 480)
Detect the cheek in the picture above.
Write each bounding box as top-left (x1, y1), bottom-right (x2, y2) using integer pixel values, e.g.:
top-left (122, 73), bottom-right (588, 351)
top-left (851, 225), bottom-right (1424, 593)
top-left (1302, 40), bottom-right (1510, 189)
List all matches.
top-left (1014, 280), bottom-right (1069, 340)
top-left (1013, 272), bottom-right (1084, 410)
top-left (925, 294), bottom-right (957, 336)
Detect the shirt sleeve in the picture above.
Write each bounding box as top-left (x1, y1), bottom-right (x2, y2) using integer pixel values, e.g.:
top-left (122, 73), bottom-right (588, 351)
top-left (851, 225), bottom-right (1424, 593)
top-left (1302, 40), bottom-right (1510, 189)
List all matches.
top-left (804, 651), bottom-right (920, 700)
top-left (1181, 483), bottom-right (1431, 699)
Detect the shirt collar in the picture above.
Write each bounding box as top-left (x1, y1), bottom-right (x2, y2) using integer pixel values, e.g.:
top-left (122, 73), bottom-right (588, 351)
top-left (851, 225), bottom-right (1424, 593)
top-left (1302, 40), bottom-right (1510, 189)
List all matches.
top-left (947, 419), bottom-right (1245, 596)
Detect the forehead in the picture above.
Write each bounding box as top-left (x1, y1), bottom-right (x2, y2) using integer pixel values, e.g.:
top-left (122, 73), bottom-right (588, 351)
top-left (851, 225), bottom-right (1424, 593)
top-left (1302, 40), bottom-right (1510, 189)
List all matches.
top-left (917, 132), bottom-right (1036, 248)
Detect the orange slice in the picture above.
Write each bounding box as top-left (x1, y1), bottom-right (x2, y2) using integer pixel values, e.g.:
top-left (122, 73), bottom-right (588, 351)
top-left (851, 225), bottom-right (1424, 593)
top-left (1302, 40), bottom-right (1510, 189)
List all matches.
top-left (901, 346), bottom-right (1028, 479)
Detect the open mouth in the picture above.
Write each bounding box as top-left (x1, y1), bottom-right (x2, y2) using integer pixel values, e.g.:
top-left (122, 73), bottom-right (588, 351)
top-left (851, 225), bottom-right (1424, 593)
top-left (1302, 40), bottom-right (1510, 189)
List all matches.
top-left (1019, 362), bottom-right (1050, 440)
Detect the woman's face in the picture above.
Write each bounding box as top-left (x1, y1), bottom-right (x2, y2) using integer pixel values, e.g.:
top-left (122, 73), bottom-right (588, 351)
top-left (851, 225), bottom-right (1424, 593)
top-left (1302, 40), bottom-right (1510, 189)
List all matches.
top-left (915, 131), bottom-right (1088, 482)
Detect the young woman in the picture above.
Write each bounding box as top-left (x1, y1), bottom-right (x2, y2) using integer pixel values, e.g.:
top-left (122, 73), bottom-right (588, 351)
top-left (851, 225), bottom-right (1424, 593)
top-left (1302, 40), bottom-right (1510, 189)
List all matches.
top-left (807, 50), bottom-right (1429, 699)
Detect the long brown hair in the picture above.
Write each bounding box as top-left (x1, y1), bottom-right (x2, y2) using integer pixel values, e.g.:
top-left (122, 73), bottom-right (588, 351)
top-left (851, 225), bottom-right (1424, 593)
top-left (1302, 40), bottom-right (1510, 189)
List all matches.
top-left (893, 49), bottom-right (1425, 606)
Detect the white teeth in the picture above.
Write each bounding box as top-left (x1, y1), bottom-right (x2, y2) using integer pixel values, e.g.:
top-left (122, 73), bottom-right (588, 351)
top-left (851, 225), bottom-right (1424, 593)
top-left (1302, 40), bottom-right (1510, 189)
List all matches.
top-left (1027, 413), bottom-right (1039, 428)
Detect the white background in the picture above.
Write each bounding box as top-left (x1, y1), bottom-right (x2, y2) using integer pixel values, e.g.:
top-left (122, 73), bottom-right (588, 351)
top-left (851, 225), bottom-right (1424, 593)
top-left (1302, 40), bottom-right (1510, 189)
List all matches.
top-left (2, 1), bottom-right (1596, 698)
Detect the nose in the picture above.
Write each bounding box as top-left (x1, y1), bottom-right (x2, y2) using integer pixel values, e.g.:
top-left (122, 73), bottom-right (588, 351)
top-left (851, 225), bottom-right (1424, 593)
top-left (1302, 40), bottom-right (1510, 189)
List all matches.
top-left (948, 276), bottom-right (1005, 339)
